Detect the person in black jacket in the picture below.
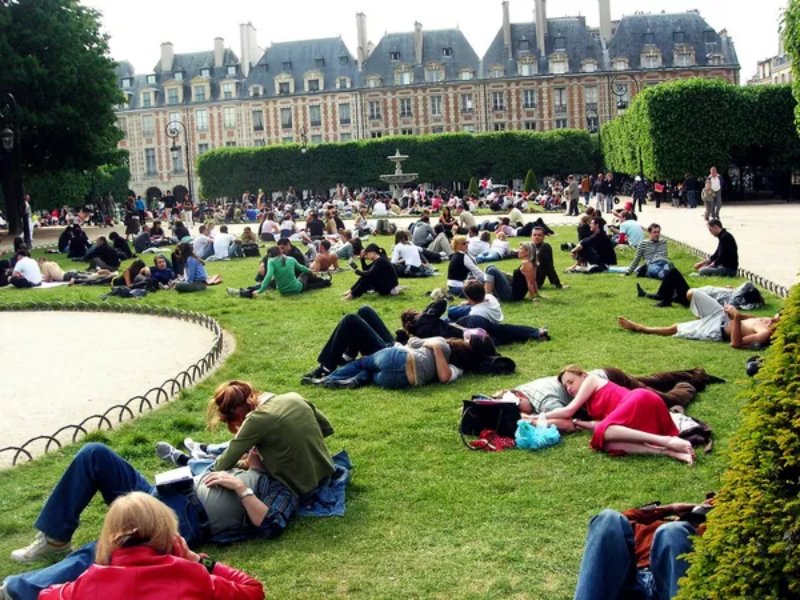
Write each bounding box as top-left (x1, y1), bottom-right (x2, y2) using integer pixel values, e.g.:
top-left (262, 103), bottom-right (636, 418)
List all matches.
top-left (108, 231), bottom-right (135, 259)
top-left (83, 236), bottom-right (121, 270)
top-left (343, 243), bottom-right (399, 300)
top-left (68, 225), bottom-right (91, 259)
top-left (570, 217), bottom-right (617, 271)
top-left (693, 219), bottom-right (738, 277)
top-left (531, 227), bottom-right (565, 289)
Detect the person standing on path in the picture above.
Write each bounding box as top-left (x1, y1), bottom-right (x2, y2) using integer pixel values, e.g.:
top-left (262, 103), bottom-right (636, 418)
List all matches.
top-left (706, 166), bottom-right (723, 220)
top-left (566, 175), bottom-right (580, 217)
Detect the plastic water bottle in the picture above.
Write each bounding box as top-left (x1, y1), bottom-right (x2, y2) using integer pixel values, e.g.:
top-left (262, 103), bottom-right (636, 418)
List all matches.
top-left (536, 413), bottom-right (547, 429)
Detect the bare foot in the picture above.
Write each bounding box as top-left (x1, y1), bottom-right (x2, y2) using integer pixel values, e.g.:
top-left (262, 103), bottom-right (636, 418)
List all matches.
top-left (617, 316), bottom-right (640, 332)
top-left (664, 448), bottom-right (695, 465)
top-left (665, 437), bottom-right (693, 455)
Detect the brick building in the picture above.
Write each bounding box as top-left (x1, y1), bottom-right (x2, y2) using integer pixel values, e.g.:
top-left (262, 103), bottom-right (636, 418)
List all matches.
top-left (114, 0), bottom-right (740, 200)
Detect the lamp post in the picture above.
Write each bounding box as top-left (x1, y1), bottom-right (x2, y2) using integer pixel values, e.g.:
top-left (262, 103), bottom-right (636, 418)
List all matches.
top-left (608, 74), bottom-right (644, 178)
top-left (165, 119), bottom-right (193, 204)
top-left (586, 107), bottom-right (601, 170)
top-left (0, 92), bottom-right (27, 243)
top-left (300, 125), bottom-right (308, 154)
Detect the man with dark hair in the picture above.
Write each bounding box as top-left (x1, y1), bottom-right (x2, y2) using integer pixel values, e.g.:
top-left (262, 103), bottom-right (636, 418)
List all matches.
top-left (83, 236), bottom-right (121, 270)
top-left (625, 223), bottom-right (670, 279)
top-left (277, 238), bottom-right (308, 266)
top-left (310, 239), bottom-right (340, 273)
top-left (531, 227), bottom-right (565, 289)
top-left (693, 219), bottom-right (738, 277)
top-left (570, 217), bottom-right (617, 271)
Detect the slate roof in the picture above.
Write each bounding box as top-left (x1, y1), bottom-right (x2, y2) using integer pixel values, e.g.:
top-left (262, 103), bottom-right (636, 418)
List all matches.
top-left (245, 37), bottom-right (359, 97)
top-left (608, 12), bottom-right (738, 68)
top-left (483, 17), bottom-right (603, 75)
top-left (361, 28), bottom-right (480, 85)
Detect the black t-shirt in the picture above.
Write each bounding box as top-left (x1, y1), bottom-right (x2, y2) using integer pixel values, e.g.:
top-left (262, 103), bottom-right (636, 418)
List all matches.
top-left (307, 219), bottom-right (325, 238)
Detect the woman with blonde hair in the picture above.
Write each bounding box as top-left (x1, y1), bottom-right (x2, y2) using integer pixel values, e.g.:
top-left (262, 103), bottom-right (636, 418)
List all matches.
top-left (538, 365), bottom-right (694, 464)
top-left (38, 492), bottom-right (264, 599)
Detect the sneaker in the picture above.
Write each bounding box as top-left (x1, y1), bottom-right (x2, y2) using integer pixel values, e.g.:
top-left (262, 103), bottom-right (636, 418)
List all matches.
top-left (302, 365), bottom-right (329, 379)
top-left (226, 287), bottom-right (239, 297)
top-left (538, 327), bottom-right (550, 341)
top-left (636, 283), bottom-right (646, 298)
top-left (11, 532), bottom-right (71, 563)
top-left (323, 377), bottom-right (362, 390)
top-left (183, 438), bottom-right (212, 460)
top-left (300, 376), bottom-right (326, 385)
top-left (155, 442), bottom-right (189, 466)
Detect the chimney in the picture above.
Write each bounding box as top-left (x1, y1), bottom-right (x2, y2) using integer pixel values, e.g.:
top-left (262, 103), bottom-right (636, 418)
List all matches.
top-left (599, 0), bottom-right (612, 43)
top-left (356, 12), bottom-right (368, 69)
top-left (534, 0), bottom-right (547, 57)
top-left (160, 42), bottom-right (174, 73)
top-left (214, 37), bottom-right (224, 69)
top-left (502, 1), bottom-right (512, 61)
top-left (414, 21), bottom-right (423, 66)
top-left (239, 23), bottom-right (258, 76)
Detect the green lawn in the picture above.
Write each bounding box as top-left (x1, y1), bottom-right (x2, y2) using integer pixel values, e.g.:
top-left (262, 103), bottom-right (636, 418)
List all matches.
top-left (0, 228), bottom-right (781, 599)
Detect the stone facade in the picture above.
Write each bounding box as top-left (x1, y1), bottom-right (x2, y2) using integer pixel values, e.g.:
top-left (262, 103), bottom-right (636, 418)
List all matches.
top-left (114, 3), bottom-right (740, 198)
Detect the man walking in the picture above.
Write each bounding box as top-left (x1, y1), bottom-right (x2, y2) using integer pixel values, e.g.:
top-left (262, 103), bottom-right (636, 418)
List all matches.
top-left (706, 167), bottom-right (723, 220)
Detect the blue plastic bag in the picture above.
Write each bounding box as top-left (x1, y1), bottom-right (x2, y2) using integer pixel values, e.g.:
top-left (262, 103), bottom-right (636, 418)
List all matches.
top-left (515, 419), bottom-right (561, 450)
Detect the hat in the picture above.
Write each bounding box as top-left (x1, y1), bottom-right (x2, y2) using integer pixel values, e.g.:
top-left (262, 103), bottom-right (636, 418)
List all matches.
top-left (635, 176), bottom-right (642, 181)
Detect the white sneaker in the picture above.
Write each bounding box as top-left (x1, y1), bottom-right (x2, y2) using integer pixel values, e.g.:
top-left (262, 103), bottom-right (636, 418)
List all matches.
top-left (183, 437), bottom-right (212, 460)
top-left (11, 532), bottom-right (71, 562)
top-left (226, 287), bottom-right (240, 297)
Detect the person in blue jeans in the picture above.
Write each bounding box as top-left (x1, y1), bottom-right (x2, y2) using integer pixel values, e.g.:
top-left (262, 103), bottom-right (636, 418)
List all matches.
top-left (3, 443), bottom-right (296, 600)
top-left (574, 500), bottom-right (712, 600)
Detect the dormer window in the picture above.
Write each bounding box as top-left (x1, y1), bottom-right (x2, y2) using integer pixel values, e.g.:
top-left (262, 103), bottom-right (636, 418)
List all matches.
top-left (200, 68), bottom-right (211, 78)
top-left (673, 30), bottom-right (686, 44)
top-left (442, 47), bottom-right (452, 57)
top-left (390, 51), bottom-right (401, 61)
top-left (459, 69), bottom-right (474, 80)
top-left (553, 36), bottom-right (566, 51)
top-left (249, 85), bottom-right (263, 97)
top-left (489, 66), bottom-right (504, 78)
top-left (641, 49), bottom-right (662, 69)
top-left (174, 71), bottom-right (183, 81)
top-left (425, 64), bottom-right (444, 83)
top-left (581, 59), bottom-right (598, 73)
top-left (336, 77), bottom-right (351, 89)
top-left (703, 29), bottom-right (716, 44)
top-left (518, 38), bottom-right (530, 52)
top-left (339, 55), bottom-right (349, 65)
top-left (612, 58), bottom-right (629, 71)
top-left (222, 82), bottom-right (235, 99)
top-left (395, 68), bottom-right (413, 85)
top-left (548, 53), bottom-right (568, 75)
top-left (282, 60), bottom-right (292, 71)
top-left (642, 32), bottom-right (655, 46)
top-left (707, 54), bottom-right (724, 66)
top-left (166, 87), bottom-right (180, 105)
top-left (307, 79), bottom-right (320, 92)
top-left (193, 85), bottom-right (207, 102)
top-left (141, 91), bottom-right (154, 108)
top-left (279, 81), bottom-right (290, 94)
top-left (121, 78), bottom-right (132, 89)
top-left (227, 65), bottom-right (237, 76)
top-left (674, 46), bottom-right (695, 67)
top-left (367, 76), bottom-right (382, 88)
top-left (315, 57), bottom-right (325, 68)
top-left (146, 74), bottom-right (157, 84)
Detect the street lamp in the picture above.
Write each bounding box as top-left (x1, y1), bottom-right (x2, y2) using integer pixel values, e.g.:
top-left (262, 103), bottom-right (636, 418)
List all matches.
top-left (608, 74), bottom-right (644, 178)
top-left (165, 119), bottom-right (193, 204)
top-left (300, 126), bottom-right (308, 154)
top-left (0, 92), bottom-right (27, 243)
top-left (585, 108), bottom-right (599, 134)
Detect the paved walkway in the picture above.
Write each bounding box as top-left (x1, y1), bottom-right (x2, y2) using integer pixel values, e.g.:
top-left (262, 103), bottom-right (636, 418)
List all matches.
top-left (4, 201), bottom-right (797, 289)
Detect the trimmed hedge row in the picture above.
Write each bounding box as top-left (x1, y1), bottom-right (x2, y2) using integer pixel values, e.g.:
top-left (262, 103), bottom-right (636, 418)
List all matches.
top-left (601, 79), bottom-right (800, 179)
top-left (196, 130), bottom-right (599, 198)
top-left (677, 283), bottom-right (800, 599)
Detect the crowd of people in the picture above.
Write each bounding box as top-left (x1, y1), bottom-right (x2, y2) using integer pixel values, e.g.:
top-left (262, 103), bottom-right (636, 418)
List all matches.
top-left (0, 167), bottom-right (779, 600)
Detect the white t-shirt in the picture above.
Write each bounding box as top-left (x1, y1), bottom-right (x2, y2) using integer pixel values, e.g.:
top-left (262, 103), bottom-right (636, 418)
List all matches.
top-left (193, 234), bottom-right (211, 257)
top-left (468, 294), bottom-right (504, 323)
top-left (213, 233), bottom-right (235, 259)
top-left (14, 256), bottom-right (42, 285)
top-left (467, 237), bottom-right (490, 258)
top-left (372, 201), bottom-right (388, 216)
top-left (709, 175), bottom-right (721, 192)
top-left (391, 243), bottom-right (422, 268)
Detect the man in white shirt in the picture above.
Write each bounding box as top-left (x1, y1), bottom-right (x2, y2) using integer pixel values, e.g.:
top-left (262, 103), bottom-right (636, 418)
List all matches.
top-left (448, 280), bottom-right (504, 322)
top-left (193, 224), bottom-right (213, 259)
top-left (372, 198), bottom-right (388, 217)
top-left (707, 166), bottom-right (722, 220)
top-left (10, 252), bottom-right (43, 288)
top-left (212, 225), bottom-right (235, 260)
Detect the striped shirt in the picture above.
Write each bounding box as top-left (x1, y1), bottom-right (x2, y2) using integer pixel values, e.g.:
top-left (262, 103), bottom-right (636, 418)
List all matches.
top-left (627, 239), bottom-right (669, 274)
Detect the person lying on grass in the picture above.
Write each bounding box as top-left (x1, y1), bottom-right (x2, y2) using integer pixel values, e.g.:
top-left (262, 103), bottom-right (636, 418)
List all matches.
top-left (306, 328), bottom-right (510, 390)
top-left (537, 365), bottom-right (696, 464)
top-left (618, 289), bottom-right (779, 349)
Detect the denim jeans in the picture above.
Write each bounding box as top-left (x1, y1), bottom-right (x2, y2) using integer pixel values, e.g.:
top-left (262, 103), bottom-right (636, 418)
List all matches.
top-left (475, 251), bottom-right (503, 264)
top-left (485, 265), bottom-right (513, 302)
top-left (325, 346), bottom-right (409, 389)
top-left (317, 306), bottom-right (394, 370)
top-left (698, 265), bottom-right (736, 277)
top-left (447, 305), bottom-right (472, 320)
top-left (573, 509), bottom-right (695, 600)
top-left (647, 259), bottom-right (672, 281)
top-left (5, 444), bottom-right (207, 600)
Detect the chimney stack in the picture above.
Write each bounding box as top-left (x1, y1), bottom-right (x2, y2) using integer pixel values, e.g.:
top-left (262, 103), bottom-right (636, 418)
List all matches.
top-left (414, 21), bottom-right (423, 66)
top-left (534, 0), bottom-right (547, 57)
top-left (214, 37), bottom-right (224, 69)
top-left (239, 23), bottom-right (258, 76)
top-left (599, 0), bottom-right (612, 43)
top-left (356, 12), bottom-right (369, 69)
top-left (160, 42), bottom-right (174, 73)
top-left (502, 1), bottom-right (512, 61)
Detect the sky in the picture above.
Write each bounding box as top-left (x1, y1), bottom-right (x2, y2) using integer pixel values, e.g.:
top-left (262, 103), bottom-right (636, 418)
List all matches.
top-left (80, 0), bottom-right (789, 82)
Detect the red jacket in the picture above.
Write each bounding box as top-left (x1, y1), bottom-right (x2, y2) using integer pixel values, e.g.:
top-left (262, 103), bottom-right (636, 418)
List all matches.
top-left (39, 546), bottom-right (264, 600)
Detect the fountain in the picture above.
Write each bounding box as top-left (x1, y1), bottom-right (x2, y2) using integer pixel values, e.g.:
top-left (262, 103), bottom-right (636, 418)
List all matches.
top-left (379, 149), bottom-right (418, 199)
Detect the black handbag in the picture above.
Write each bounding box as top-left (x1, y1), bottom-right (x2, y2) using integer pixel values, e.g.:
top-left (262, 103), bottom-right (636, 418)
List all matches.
top-left (459, 396), bottom-right (520, 449)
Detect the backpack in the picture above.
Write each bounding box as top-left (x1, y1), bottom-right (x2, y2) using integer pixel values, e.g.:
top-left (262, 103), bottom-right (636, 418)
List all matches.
top-left (459, 396), bottom-right (521, 449)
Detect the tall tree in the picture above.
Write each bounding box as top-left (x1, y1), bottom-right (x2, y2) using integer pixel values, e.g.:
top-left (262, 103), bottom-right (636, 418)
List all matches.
top-left (0, 0), bottom-right (123, 173)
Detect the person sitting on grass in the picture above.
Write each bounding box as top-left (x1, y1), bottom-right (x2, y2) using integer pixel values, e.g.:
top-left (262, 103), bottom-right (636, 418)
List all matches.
top-left (484, 242), bottom-right (539, 302)
top-left (211, 225), bottom-right (235, 260)
top-left (9, 250), bottom-right (42, 288)
top-left (567, 217), bottom-right (617, 273)
top-left (310, 240), bottom-right (340, 273)
top-left (391, 230), bottom-right (427, 277)
top-left (33, 492), bottom-right (265, 600)
top-left (175, 242), bottom-right (222, 293)
top-left (108, 231), bottom-right (136, 260)
top-left (67, 224), bottom-right (91, 259)
top-left (230, 246), bottom-right (330, 298)
top-left (149, 254), bottom-right (176, 288)
top-left (343, 243), bottom-right (399, 301)
top-left (83, 236), bottom-right (122, 271)
top-left (530, 227), bottom-right (566, 290)
top-left (475, 231), bottom-right (512, 264)
top-left (537, 365), bottom-right (695, 464)
top-left (693, 219), bottom-right (738, 277)
top-left (2, 439), bottom-right (296, 599)
top-left (618, 289), bottom-right (779, 349)
top-left (624, 223), bottom-right (670, 279)
top-left (111, 259), bottom-right (148, 288)
top-left (447, 235), bottom-right (484, 297)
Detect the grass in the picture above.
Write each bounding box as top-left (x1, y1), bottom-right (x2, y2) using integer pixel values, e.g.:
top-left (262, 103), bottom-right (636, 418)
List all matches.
top-left (0, 227), bottom-right (783, 599)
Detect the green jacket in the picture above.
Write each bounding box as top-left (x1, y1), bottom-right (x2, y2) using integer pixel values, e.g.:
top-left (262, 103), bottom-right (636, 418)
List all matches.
top-left (258, 255), bottom-right (311, 294)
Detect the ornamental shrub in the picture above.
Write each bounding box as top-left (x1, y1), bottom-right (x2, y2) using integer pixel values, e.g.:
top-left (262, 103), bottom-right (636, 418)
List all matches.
top-left (677, 284), bottom-right (800, 599)
top-left (523, 169), bottom-right (538, 193)
top-left (467, 176), bottom-right (479, 197)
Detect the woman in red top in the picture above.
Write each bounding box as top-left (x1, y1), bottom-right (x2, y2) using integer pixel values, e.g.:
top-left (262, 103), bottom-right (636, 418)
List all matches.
top-left (541, 365), bottom-right (694, 464)
top-left (39, 492), bottom-right (264, 600)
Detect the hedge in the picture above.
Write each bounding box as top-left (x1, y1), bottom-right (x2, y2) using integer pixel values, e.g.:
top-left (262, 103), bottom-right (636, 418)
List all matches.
top-left (676, 283), bottom-right (800, 599)
top-left (195, 130), bottom-right (599, 199)
top-left (601, 79), bottom-right (800, 179)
